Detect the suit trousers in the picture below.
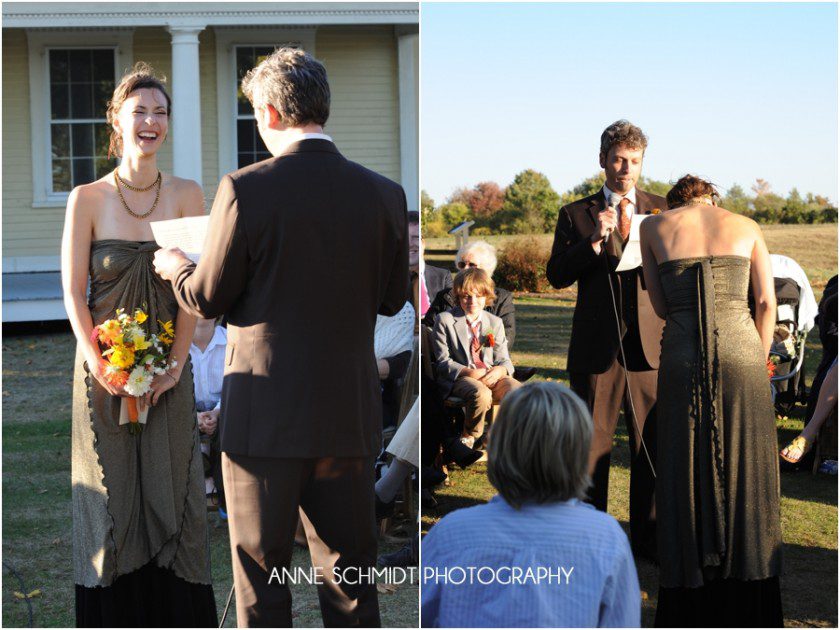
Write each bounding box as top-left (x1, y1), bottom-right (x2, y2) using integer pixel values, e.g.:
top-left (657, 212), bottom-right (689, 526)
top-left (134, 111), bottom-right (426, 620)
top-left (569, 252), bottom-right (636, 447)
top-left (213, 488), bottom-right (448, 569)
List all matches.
top-left (450, 375), bottom-right (521, 439)
top-left (570, 359), bottom-right (658, 555)
top-left (222, 454), bottom-right (380, 627)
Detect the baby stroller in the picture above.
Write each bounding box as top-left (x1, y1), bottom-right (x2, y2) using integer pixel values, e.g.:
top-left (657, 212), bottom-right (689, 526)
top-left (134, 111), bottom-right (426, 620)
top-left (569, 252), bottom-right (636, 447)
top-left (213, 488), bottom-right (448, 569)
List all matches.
top-left (766, 254), bottom-right (818, 415)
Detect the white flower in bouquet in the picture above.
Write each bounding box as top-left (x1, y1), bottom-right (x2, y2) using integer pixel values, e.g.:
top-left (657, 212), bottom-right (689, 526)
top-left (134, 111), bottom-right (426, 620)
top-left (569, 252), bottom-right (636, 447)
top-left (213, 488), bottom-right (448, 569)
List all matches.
top-left (125, 365), bottom-right (154, 396)
top-left (782, 335), bottom-right (796, 357)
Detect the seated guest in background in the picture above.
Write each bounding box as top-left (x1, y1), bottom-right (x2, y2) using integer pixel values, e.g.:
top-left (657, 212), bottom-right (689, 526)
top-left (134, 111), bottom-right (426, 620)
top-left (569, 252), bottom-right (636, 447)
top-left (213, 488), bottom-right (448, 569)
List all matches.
top-left (375, 301), bottom-right (416, 428)
top-left (781, 357), bottom-right (838, 463)
top-left (432, 268), bottom-right (520, 448)
top-left (420, 227), bottom-right (452, 320)
top-left (376, 398), bottom-right (420, 568)
top-left (423, 240), bottom-right (515, 347)
top-left (421, 382), bottom-right (641, 628)
top-left (189, 316), bottom-right (227, 511)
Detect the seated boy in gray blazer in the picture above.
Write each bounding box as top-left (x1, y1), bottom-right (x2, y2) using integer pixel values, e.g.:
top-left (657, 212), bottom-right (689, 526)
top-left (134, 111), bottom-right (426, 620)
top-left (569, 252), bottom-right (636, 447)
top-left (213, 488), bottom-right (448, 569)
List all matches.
top-left (432, 268), bottom-right (520, 447)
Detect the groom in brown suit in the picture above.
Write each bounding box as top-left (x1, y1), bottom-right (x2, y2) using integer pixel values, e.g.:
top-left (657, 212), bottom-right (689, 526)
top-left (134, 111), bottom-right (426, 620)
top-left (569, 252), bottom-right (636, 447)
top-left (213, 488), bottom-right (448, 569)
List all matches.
top-left (546, 120), bottom-right (664, 559)
top-left (154, 49), bottom-right (407, 626)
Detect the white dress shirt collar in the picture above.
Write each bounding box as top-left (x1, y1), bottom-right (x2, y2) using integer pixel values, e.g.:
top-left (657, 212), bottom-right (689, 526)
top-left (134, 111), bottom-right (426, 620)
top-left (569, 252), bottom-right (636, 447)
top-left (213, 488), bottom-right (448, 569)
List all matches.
top-left (298, 132), bottom-right (333, 142)
top-left (190, 325), bottom-right (227, 357)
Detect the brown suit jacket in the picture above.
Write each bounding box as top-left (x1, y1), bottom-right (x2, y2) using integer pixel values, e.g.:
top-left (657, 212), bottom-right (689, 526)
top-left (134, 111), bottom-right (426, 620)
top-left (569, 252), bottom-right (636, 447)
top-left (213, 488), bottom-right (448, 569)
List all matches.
top-left (171, 139), bottom-right (408, 458)
top-left (546, 188), bottom-right (665, 375)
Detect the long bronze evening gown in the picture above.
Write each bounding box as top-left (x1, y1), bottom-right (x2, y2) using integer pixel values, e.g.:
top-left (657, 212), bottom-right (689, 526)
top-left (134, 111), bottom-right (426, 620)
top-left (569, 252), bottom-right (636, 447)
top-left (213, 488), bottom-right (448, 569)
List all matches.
top-left (72, 240), bottom-right (217, 627)
top-left (654, 256), bottom-right (783, 627)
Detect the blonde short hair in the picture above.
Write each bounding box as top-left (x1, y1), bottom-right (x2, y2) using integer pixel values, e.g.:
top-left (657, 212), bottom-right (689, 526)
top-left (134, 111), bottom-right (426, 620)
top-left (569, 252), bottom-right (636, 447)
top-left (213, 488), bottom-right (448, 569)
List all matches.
top-left (487, 382), bottom-right (592, 508)
top-left (452, 268), bottom-right (496, 306)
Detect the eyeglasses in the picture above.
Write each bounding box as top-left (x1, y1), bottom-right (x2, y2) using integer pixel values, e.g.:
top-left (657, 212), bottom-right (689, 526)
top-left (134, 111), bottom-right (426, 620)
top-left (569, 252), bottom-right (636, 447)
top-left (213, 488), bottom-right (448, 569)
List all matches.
top-left (456, 261), bottom-right (480, 269)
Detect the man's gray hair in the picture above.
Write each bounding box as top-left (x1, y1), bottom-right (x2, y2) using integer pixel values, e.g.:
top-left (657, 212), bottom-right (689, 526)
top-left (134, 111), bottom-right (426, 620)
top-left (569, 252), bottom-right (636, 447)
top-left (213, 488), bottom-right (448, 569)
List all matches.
top-left (487, 382), bottom-right (592, 508)
top-left (456, 240), bottom-right (498, 277)
top-left (241, 47), bottom-right (330, 127)
top-left (600, 119), bottom-right (648, 157)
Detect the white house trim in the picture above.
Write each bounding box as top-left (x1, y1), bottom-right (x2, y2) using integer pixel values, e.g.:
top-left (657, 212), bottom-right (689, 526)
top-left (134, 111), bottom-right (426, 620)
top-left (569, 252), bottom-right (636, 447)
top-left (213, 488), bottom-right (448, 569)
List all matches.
top-left (167, 25), bottom-right (205, 185)
top-left (214, 27), bottom-right (316, 179)
top-left (396, 25), bottom-right (418, 212)
top-left (3, 3), bottom-right (419, 28)
top-left (26, 28), bottom-right (134, 207)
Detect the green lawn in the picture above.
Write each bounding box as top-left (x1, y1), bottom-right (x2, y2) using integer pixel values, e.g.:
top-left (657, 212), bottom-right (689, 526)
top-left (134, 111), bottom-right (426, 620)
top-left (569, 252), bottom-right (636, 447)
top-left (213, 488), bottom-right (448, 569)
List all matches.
top-left (1, 330), bottom-right (418, 628)
top-left (422, 223), bottom-right (838, 627)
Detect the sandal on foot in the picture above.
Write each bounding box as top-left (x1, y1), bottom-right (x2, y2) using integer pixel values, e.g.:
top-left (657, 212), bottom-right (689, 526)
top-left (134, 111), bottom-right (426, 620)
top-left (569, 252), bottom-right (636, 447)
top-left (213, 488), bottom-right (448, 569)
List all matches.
top-left (781, 436), bottom-right (811, 463)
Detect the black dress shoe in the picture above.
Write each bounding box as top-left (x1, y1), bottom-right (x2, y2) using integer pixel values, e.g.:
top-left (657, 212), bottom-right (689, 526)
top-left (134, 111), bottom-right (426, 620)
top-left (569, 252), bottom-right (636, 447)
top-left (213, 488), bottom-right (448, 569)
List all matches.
top-left (421, 466), bottom-right (447, 488)
top-left (442, 438), bottom-right (483, 469)
top-left (378, 536), bottom-right (418, 568)
top-left (513, 366), bottom-right (538, 382)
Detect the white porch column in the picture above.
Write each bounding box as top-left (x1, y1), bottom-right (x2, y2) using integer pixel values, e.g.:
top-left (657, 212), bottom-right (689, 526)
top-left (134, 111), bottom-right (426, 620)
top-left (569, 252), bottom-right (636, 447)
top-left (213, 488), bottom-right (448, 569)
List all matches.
top-left (396, 26), bottom-right (419, 212)
top-left (167, 25), bottom-right (205, 185)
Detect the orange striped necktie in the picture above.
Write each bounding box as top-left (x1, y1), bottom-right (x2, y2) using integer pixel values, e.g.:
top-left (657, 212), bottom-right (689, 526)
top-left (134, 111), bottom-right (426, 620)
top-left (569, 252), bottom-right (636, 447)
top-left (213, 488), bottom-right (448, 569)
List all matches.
top-left (618, 197), bottom-right (631, 241)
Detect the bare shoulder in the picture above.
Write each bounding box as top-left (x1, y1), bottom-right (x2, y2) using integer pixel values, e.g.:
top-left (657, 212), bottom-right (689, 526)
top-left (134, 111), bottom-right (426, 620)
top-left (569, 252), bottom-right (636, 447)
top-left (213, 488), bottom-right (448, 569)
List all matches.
top-left (721, 207), bottom-right (760, 234)
top-left (166, 175), bottom-right (205, 217)
top-left (66, 177), bottom-right (111, 215)
top-left (640, 211), bottom-right (665, 236)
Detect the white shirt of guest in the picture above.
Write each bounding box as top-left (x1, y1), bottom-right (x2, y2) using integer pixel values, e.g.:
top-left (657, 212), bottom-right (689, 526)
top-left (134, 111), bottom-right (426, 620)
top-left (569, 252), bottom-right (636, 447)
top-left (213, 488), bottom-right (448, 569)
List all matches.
top-left (189, 326), bottom-right (227, 412)
top-left (603, 185), bottom-right (637, 218)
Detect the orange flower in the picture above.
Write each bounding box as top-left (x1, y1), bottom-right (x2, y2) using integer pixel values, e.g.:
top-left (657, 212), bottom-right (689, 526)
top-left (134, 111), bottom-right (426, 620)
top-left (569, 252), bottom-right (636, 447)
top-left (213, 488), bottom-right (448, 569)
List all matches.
top-left (652, 208), bottom-right (662, 215)
top-left (101, 359), bottom-right (129, 388)
top-left (767, 359), bottom-right (777, 378)
top-left (486, 333), bottom-right (495, 348)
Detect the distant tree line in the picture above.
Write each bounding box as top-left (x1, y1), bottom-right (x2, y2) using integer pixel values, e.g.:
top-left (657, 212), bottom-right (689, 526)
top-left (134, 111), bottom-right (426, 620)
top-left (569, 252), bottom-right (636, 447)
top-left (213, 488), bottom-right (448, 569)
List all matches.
top-left (422, 171), bottom-right (837, 237)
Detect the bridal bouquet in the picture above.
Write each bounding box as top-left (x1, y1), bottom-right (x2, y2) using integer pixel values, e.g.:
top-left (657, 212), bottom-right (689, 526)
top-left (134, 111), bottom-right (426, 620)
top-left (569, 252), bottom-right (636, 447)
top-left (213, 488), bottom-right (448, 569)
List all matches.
top-left (91, 307), bottom-right (176, 433)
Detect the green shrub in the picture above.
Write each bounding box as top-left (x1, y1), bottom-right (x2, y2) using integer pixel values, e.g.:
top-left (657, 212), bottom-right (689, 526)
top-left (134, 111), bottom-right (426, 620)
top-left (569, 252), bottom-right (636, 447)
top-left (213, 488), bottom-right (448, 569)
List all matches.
top-left (494, 237), bottom-right (552, 293)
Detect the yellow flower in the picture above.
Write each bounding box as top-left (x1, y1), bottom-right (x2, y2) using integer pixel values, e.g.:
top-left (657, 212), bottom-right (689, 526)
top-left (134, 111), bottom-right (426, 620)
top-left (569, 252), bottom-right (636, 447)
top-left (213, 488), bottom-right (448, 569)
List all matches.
top-left (108, 345), bottom-right (135, 369)
top-left (134, 309), bottom-right (148, 324)
top-left (158, 320), bottom-right (175, 345)
top-left (132, 332), bottom-right (152, 351)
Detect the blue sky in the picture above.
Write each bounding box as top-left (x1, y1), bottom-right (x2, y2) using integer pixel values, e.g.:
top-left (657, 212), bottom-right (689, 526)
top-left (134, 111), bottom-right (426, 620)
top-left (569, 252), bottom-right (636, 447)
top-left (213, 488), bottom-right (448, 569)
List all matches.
top-left (421, 2), bottom-right (838, 204)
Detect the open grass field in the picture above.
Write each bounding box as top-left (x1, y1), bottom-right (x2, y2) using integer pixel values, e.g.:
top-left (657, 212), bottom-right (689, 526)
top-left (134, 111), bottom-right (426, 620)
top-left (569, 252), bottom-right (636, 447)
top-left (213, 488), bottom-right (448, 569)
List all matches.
top-left (422, 223), bottom-right (838, 627)
top-left (1, 327), bottom-right (418, 627)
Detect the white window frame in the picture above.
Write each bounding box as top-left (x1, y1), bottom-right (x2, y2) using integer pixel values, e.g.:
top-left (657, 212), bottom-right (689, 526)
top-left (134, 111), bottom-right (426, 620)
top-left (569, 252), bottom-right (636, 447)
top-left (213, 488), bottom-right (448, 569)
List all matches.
top-left (214, 27), bottom-right (316, 178)
top-left (27, 29), bottom-right (134, 208)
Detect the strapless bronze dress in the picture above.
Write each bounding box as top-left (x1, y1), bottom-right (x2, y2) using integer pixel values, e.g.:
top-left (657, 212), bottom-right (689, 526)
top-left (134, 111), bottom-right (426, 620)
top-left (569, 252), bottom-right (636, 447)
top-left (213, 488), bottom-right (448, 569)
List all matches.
top-left (654, 256), bottom-right (783, 627)
top-left (71, 240), bottom-right (216, 626)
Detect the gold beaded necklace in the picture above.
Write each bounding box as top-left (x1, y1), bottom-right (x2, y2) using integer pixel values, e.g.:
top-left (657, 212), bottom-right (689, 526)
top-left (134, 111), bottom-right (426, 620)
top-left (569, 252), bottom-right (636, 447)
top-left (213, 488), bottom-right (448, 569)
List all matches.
top-left (114, 169), bottom-right (162, 219)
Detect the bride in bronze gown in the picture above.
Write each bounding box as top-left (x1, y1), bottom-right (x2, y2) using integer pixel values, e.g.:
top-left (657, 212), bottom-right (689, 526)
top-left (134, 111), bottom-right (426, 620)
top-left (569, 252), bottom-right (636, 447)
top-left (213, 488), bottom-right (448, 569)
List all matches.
top-left (61, 63), bottom-right (216, 626)
top-left (640, 175), bottom-right (783, 627)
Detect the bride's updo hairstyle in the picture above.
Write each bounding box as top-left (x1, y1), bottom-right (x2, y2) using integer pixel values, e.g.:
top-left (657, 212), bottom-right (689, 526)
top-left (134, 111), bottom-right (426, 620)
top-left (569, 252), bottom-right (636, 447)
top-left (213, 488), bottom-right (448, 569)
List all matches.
top-left (666, 174), bottom-right (720, 209)
top-left (106, 62), bottom-right (172, 158)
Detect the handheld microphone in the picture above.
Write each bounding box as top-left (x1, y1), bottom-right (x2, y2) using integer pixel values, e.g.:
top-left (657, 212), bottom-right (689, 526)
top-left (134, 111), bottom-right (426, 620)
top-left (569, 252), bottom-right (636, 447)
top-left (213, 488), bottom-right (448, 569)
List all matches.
top-left (604, 192), bottom-right (621, 245)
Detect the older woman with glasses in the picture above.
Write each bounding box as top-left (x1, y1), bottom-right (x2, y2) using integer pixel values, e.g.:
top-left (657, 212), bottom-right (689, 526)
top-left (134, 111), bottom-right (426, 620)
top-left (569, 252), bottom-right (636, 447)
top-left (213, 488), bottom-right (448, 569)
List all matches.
top-left (421, 382), bottom-right (641, 627)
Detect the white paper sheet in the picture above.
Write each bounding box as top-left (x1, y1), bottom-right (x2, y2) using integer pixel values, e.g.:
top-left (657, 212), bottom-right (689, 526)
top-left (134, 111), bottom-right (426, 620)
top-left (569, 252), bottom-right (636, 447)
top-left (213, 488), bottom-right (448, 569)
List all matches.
top-left (149, 215), bottom-right (209, 263)
top-left (615, 214), bottom-right (650, 272)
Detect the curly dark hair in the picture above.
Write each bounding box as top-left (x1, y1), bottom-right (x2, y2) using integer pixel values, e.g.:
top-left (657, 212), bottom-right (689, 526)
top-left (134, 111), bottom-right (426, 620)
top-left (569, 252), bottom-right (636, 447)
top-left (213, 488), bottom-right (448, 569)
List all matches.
top-left (599, 119), bottom-right (648, 157)
top-left (666, 174), bottom-right (720, 209)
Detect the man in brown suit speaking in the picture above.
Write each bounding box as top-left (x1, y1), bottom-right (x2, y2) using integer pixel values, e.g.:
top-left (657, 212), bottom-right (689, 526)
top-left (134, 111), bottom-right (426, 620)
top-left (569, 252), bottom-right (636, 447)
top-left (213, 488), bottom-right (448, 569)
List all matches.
top-left (154, 49), bottom-right (407, 627)
top-left (546, 120), bottom-right (664, 560)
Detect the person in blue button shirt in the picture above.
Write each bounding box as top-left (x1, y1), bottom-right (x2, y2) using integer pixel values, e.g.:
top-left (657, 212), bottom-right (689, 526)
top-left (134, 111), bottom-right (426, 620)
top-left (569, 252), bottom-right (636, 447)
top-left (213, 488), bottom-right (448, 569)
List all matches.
top-left (421, 381), bottom-right (641, 628)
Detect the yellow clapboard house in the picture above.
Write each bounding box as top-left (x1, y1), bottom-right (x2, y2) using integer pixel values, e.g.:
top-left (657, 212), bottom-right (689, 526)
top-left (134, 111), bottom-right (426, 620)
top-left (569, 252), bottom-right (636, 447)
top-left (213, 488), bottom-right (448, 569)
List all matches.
top-left (2, 2), bottom-right (419, 322)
